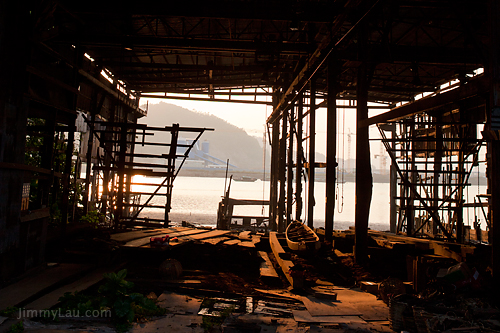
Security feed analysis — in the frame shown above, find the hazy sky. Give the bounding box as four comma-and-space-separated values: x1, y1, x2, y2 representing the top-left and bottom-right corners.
141, 97, 390, 170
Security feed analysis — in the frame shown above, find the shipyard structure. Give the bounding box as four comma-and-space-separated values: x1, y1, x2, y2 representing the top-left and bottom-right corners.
1, 0, 500, 292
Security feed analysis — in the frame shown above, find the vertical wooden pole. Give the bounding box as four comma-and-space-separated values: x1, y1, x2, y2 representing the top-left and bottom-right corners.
325, 58, 337, 243
60, 122, 75, 226
488, 0, 500, 291
296, 93, 304, 221
389, 124, 397, 233
115, 124, 127, 228
165, 123, 179, 227
407, 122, 416, 236
286, 104, 294, 225
278, 111, 287, 232
125, 119, 136, 220
433, 116, 443, 235
270, 119, 279, 231
269, 91, 280, 231
354, 38, 373, 263
83, 93, 97, 214
307, 77, 317, 229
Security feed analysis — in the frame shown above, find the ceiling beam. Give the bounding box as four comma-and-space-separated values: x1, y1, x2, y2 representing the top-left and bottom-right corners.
359, 74, 490, 126
64, 0, 344, 23
57, 34, 311, 54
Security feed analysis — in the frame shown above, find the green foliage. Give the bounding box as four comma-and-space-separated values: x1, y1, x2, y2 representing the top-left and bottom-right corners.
58, 291, 98, 314
7, 321, 23, 333
0, 306, 20, 318
57, 269, 165, 332
24, 118, 82, 225
80, 210, 102, 226
25, 118, 45, 168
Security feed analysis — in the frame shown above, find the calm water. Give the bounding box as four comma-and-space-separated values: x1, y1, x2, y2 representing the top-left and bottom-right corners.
132, 176, 487, 231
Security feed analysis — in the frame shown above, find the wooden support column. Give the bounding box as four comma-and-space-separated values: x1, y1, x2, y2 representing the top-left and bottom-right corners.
325, 58, 338, 243
407, 122, 416, 236
389, 124, 397, 233
124, 117, 136, 219
307, 77, 317, 229
270, 119, 279, 231
286, 104, 294, 225
433, 116, 443, 236
354, 59, 373, 264
295, 94, 304, 221
269, 91, 280, 231
278, 110, 288, 232
488, 0, 500, 291
39, 114, 56, 208
114, 125, 128, 228
456, 121, 466, 242
0, 0, 32, 280
83, 93, 97, 214
60, 122, 75, 226
165, 123, 179, 226
100, 104, 116, 220
61, 43, 82, 229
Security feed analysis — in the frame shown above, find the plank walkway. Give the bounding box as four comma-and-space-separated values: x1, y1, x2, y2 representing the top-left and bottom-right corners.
24, 264, 124, 313
0, 264, 93, 310
112, 227, 251, 250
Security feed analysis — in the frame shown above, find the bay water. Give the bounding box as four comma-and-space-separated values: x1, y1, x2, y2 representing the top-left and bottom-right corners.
132, 176, 487, 231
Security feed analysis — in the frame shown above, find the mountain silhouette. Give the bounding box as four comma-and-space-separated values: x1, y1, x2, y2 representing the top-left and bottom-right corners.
137, 102, 266, 171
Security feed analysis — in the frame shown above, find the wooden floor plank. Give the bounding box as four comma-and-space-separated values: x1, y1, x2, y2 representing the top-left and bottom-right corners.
200, 237, 231, 245
111, 228, 179, 242
300, 296, 362, 316
24, 265, 122, 313
179, 230, 232, 241
123, 229, 210, 247
258, 251, 279, 279
0, 264, 92, 310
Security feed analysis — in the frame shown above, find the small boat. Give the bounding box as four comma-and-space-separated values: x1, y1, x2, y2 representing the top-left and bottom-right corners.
233, 176, 258, 182
285, 221, 321, 252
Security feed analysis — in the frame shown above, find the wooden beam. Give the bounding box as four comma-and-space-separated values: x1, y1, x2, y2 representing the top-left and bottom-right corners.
354, 23, 373, 264
360, 74, 490, 127
325, 57, 337, 243
307, 78, 317, 229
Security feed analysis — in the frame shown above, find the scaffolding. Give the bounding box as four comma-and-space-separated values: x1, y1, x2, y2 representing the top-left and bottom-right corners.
84, 119, 212, 228
379, 109, 486, 241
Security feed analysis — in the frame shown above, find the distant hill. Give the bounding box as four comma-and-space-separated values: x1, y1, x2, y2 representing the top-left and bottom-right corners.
137, 102, 267, 171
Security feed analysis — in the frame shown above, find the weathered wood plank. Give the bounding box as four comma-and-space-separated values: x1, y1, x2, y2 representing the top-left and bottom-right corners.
300, 296, 362, 316
292, 310, 365, 323
258, 251, 279, 279
269, 232, 294, 286
25, 266, 123, 312
111, 227, 185, 242
181, 229, 232, 241
0, 264, 92, 310
200, 237, 231, 245
123, 228, 209, 247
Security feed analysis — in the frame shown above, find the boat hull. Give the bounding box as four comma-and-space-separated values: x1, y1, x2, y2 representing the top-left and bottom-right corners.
285, 221, 320, 252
